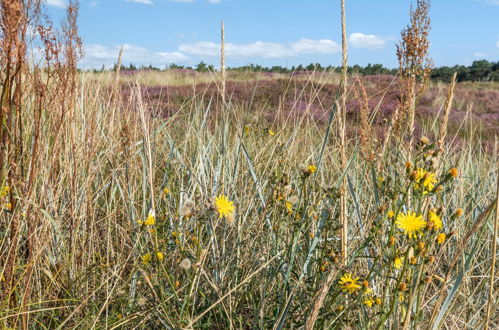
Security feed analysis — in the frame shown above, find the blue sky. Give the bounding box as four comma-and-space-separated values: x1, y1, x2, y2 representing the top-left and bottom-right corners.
45, 0, 499, 69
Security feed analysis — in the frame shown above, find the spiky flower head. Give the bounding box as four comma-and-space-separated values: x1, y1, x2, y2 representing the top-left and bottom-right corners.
396, 211, 426, 239
141, 253, 151, 265
394, 257, 404, 270
215, 195, 235, 218
436, 233, 446, 244
338, 273, 362, 294
428, 210, 442, 230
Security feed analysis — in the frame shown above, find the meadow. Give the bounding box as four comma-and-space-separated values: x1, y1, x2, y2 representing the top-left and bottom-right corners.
1, 0, 498, 329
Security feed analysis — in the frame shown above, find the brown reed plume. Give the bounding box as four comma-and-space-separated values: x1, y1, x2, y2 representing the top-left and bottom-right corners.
354, 77, 377, 163
395, 0, 432, 152
1, 1, 35, 316
0, 1, 82, 328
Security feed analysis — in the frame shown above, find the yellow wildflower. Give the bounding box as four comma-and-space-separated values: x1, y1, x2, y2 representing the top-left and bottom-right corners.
394, 257, 404, 270
387, 211, 395, 219
285, 201, 293, 214
0, 186, 9, 198
307, 164, 317, 174
428, 210, 442, 230
396, 211, 426, 239
436, 233, 446, 245
413, 168, 437, 191
338, 273, 362, 294
163, 187, 170, 195
141, 253, 152, 265
364, 298, 375, 307
215, 195, 235, 218
268, 129, 276, 136
448, 168, 458, 178
156, 252, 164, 261
143, 210, 156, 226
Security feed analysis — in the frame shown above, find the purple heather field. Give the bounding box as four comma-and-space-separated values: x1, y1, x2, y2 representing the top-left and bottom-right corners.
121, 72, 498, 152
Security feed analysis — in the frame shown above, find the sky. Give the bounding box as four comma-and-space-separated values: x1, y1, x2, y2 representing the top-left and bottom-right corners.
44, 0, 499, 69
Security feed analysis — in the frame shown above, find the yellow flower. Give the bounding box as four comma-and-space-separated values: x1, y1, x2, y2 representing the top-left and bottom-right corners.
364, 298, 375, 307
268, 129, 276, 136
141, 253, 152, 265
215, 195, 235, 218
454, 208, 463, 217
414, 168, 437, 191
436, 233, 446, 245
163, 187, 170, 195
338, 273, 362, 294
413, 168, 427, 182
156, 252, 164, 261
422, 172, 437, 190
143, 210, 156, 226
0, 186, 9, 198
394, 257, 404, 270
3, 202, 12, 211
396, 211, 426, 239
428, 210, 442, 230
387, 211, 395, 219
285, 201, 293, 214
307, 165, 317, 174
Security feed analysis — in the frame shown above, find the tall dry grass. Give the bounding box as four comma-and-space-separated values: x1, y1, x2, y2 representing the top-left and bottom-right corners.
0, 0, 497, 329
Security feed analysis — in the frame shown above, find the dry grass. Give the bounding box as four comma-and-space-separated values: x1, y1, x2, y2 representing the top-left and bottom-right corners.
0, 1, 498, 329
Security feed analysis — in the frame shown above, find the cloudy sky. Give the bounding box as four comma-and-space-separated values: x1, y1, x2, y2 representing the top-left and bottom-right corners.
45, 0, 499, 69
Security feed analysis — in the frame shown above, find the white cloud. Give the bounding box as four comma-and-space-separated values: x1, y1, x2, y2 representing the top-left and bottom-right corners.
476, 0, 499, 5
208, 0, 222, 3
179, 39, 340, 59
82, 44, 189, 68
473, 52, 488, 58
125, 0, 153, 4
290, 39, 341, 54
349, 33, 386, 50
46, 0, 66, 8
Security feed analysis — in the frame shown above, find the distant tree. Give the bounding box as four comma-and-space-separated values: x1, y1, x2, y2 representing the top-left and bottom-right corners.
469, 60, 492, 81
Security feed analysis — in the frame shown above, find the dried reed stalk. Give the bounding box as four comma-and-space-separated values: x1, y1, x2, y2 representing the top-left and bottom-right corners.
305, 268, 340, 329
437, 72, 457, 154
220, 20, 226, 106
339, 0, 348, 267
305, 2, 348, 328
115, 45, 124, 81
484, 156, 499, 330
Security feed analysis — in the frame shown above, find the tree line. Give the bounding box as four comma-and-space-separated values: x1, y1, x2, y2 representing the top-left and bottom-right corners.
108, 60, 499, 82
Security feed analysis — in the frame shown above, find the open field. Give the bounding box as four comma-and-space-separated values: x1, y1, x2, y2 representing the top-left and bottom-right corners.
1, 0, 498, 329
0, 68, 497, 328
